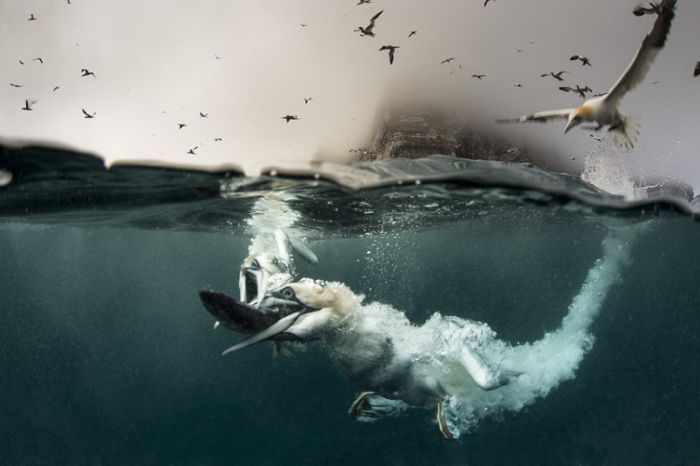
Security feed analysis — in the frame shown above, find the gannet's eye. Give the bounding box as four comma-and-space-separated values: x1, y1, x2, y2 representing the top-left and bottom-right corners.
281, 287, 296, 299
251, 259, 260, 268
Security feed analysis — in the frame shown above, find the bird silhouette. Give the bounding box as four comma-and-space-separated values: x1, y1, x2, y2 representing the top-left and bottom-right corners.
694, 61, 700, 77
32, 57, 43, 64
471, 74, 486, 79
82, 109, 96, 119
355, 10, 383, 37
304, 97, 312, 104
28, 14, 37, 21
178, 123, 187, 129
441, 57, 456, 64
81, 68, 96, 78
540, 71, 568, 81
570, 54, 592, 66
633, 2, 661, 16
379, 45, 399, 65
187, 146, 198, 155
9, 83, 23, 88
282, 115, 299, 123
21, 100, 35, 111
199, 112, 208, 118
408, 30, 417, 38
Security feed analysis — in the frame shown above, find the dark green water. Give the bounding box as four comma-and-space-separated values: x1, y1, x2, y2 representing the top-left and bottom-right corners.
1, 146, 699, 465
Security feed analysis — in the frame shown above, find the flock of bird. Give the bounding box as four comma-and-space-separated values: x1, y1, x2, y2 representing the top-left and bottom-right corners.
9, 0, 699, 155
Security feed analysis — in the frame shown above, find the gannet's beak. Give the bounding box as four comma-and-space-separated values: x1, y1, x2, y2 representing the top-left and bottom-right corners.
565, 116, 581, 134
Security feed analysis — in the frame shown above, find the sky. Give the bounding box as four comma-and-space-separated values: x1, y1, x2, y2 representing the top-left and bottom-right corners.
1, 0, 699, 189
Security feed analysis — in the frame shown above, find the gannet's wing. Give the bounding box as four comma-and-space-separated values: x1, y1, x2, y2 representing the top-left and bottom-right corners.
496, 108, 574, 124
605, 0, 676, 105
369, 10, 383, 23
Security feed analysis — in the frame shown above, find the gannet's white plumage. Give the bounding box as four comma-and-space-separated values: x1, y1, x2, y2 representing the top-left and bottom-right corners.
497, 0, 676, 148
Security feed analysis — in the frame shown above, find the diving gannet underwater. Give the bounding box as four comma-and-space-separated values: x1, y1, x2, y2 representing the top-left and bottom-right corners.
201, 224, 645, 439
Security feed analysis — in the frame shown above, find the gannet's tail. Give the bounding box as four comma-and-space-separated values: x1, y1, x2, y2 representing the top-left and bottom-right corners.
608, 116, 640, 150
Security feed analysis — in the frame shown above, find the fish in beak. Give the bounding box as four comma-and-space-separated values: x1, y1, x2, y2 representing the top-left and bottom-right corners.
199, 286, 319, 356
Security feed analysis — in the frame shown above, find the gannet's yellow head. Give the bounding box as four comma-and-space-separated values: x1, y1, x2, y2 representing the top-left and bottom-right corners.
565, 107, 590, 133
280, 279, 358, 320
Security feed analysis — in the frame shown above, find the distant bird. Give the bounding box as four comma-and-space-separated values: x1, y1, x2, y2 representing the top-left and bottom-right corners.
81, 68, 96, 78
514, 83, 523, 88
497, 0, 677, 149
516, 49, 524, 53
52, 86, 60, 92
354, 10, 383, 37
32, 57, 43, 64
484, 0, 494, 6
633, 2, 661, 16
214, 137, 223, 142
19, 59, 25, 65
215, 54, 223, 60
187, 146, 198, 155
471, 74, 486, 79
178, 123, 187, 129
21, 100, 34, 111
357, 0, 372, 4
558, 85, 593, 98
304, 97, 312, 104
282, 115, 299, 123
82, 108, 96, 119
590, 134, 603, 142
300, 24, 308, 27
66, 0, 71, 4
379, 45, 399, 65
540, 70, 568, 81
570, 54, 592, 66
9, 83, 23, 88
408, 30, 417, 38
199, 112, 208, 118
694, 61, 700, 77
28, 14, 37, 21
441, 57, 456, 64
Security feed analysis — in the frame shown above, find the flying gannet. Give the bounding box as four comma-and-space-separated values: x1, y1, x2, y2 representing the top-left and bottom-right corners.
540, 70, 568, 81
354, 10, 383, 37
81, 108, 96, 119
570, 54, 593, 66
694, 61, 700, 78
558, 85, 593, 99
379, 45, 399, 65
282, 115, 300, 123
497, 0, 676, 149
21, 100, 35, 111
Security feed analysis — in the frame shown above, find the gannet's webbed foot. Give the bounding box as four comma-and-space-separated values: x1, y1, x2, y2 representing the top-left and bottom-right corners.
436, 399, 454, 440
460, 346, 523, 391
272, 342, 295, 358
348, 391, 376, 420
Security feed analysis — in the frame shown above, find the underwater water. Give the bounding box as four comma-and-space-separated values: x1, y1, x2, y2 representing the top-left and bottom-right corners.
1, 145, 700, 465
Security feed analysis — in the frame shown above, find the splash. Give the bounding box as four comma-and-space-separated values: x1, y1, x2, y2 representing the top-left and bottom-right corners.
342, 224, 645, 438
581, 141, 636, 199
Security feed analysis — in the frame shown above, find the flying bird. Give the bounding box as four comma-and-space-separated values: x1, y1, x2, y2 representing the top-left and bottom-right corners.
408, 30, 417, 38
540, 70, 568, 81
513, 83, 523, 88
214, 137, 223, 142
441, 57, 456, 64
178, 123, 187, 129
354, 10, 383, 37
633, 2, 661, 16
558, 85, 593, 98
471, 74, 486, 79
357, 0, 372, 4
32, 57, 43, 64
215, 54, 223, 60
379, 45, 399, 65
570, 54, 592, 66
484, 0, 494, 6
304, 97, 312, 104
694, 61, 700, 77
82, 109, 96, 119
300, 24, 308, 27
81, 68, 96, 78
187, 146, 198, 155
497, 0, 677, 149
199, 112, 208, 118
21, 100, 35, 111
282, 115, 299, 123
52, 86, 60, 92
19, 59, 25, 65
9, 83, 23, 88
28, 14, 37, 21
